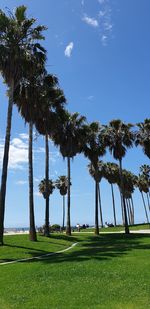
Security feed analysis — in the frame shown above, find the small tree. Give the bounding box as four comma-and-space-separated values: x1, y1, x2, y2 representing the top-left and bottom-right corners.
39, 179, 55, 235
56, 176, 68, 230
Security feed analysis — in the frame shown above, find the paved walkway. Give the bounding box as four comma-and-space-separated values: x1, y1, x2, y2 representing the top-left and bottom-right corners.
4, 229, 150, 236
0, 242, 78, 266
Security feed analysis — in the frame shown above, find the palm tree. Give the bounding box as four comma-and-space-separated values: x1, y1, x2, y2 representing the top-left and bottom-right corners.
56, 176, 68, 230
102, 119, 134, 234
88, 161, 105, 230
39, 178, 55, 235
140, 165, 150, 210
83, 122, 106, 235
0, 6, 47, 244
137, 174, 149, 223
120, 170, 136, 225
103, 162, 119, 226
53, 111, 87, 236
135, 119, 150, 159
35, 75, 66, 238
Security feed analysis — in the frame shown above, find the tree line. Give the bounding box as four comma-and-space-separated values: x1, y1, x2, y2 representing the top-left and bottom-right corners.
0, 6, 150, 245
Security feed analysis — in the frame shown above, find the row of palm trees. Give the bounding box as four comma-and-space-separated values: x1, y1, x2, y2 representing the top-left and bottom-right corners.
0, 6, 150, 245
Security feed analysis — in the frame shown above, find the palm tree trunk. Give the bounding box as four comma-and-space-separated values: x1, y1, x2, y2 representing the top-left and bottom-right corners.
141, 191, 149, 224
95, 181, 99, 235
119, 159, 129, 234
130, 196, 134, 225
146, 193, 150, 212
119, 187, 125, 225
126, 199, 130, 225
111, 183, 117, 226
0, 81, 14, 245
98, 183, 103, 228
62, 195, 65, 231
29, 122, 37, 241
44, 133, 49, 237
66, 157, 71, 235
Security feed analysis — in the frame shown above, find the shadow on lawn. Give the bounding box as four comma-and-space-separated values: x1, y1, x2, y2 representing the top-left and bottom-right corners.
0, 234, 79, 263
1, 233, 149, 264
36, 233, 150, 264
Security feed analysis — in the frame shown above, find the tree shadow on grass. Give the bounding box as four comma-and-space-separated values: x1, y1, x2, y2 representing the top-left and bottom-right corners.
34, 233, 150, 265
0, 234, 79, 263
1, 233, 150, 264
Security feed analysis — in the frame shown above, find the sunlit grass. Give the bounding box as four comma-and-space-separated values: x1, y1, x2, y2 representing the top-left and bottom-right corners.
0, 233, 150, 309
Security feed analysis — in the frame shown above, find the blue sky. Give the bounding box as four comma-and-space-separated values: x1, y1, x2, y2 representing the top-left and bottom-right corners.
0, 0, 150, 228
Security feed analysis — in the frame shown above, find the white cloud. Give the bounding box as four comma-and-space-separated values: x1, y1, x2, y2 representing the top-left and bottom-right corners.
16, 180, 27, 185
19, 133, 29, 140
87, 95, 94, 101
101, 35, 107, 45
98, 0, 105, 4
81, 0, 84, 6
82, 15, 99, 27
34, 177, 40, 183
34, 191, 42, 197
0, 137, 28, 170
64, 42, 74, 57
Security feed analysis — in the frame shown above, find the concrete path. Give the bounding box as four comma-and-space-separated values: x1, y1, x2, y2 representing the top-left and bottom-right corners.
0, 242, 78, 266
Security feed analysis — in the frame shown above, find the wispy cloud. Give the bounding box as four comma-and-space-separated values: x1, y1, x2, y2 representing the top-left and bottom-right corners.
82, 15, 99, 27
87, 95, 94, 101
98, 0, 105, 4
19, 133, 29, 140
34, 191, 42, 197
16, 180, 27, 185
64, 42, 74, 57
82, 0, 113, 46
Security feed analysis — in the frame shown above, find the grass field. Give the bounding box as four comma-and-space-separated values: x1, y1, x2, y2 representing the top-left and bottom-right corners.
0, 232, 150, 309
80, 223, 150, 233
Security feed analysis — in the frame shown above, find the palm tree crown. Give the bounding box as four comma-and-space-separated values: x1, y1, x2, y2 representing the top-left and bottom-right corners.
135, 119, 150, 159
39, 179, 55, 199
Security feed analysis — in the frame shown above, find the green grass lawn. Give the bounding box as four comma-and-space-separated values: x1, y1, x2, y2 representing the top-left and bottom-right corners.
0, 233, 150, 309
80, 223, 150, 233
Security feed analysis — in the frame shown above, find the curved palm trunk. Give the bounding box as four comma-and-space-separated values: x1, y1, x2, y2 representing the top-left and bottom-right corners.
140, 191, 149, 224
95, 181, 99, 235
62, 195, 65, 231
66, 157, 71, 235
0, 81, 14, 245
111, 183, 117, 226
126, 199, 132, 225
119, 159, 129, 234
29, 122, 37, 241
44, 133, 49, 237
98, 184, 103, 228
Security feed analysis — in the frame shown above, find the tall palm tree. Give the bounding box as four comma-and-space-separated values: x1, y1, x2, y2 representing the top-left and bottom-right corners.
53, 111, 87, 236
83, 122, 106, 235
140, 165, 150, 210
120, 170, 136, 225
137, 174, 149, 223
14, 48, 48, 242
88, 160, 105, 230
56, 176, 68, 230
103, 162, 119, 226
135, 119, 150, 159
35, 75, 66, 238
39, 178, 55, 235
0, 6, 47, 244
102, 119, 134, 234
